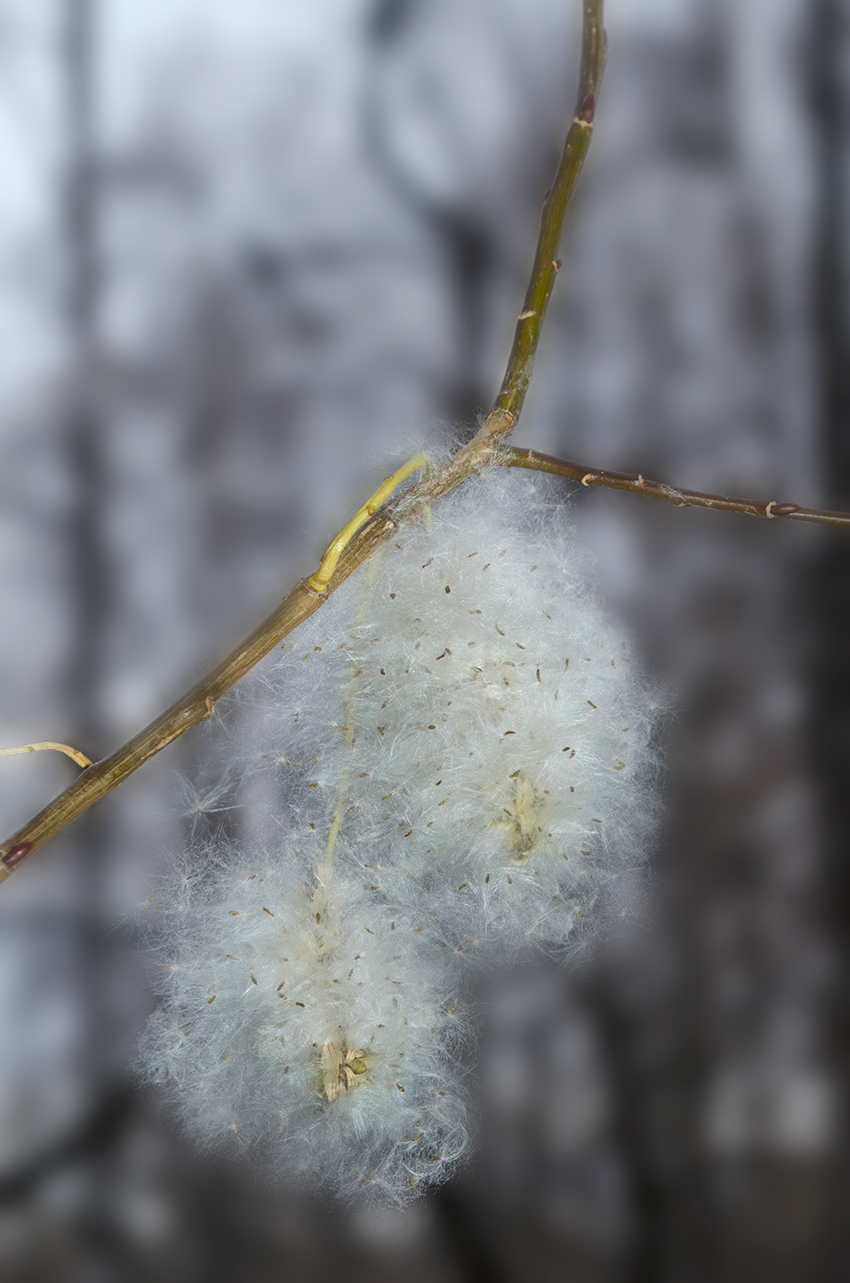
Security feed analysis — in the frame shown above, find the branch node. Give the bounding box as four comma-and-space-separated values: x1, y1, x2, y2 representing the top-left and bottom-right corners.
478, 409, 516, 440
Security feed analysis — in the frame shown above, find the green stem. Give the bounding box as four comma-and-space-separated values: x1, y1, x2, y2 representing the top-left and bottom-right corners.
485, 0, 606, 436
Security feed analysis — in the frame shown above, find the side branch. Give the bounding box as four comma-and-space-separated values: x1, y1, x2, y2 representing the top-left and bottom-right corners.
499, 445, 850, 530
307, 453, 427, 592
482, 0, 606, 439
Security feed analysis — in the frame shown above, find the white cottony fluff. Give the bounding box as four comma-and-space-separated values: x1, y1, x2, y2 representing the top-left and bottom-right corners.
141, 467, 659, 1200
339, 472, 658, 953
140, 838, 470, 1202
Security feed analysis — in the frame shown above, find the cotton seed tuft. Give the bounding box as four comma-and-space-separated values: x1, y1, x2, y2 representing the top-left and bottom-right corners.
139, 468, 660, 1201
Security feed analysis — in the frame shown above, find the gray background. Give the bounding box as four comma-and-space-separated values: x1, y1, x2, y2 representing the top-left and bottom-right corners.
0, 0, 847, 1278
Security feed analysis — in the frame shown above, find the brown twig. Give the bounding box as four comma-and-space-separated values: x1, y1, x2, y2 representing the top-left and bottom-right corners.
498, 445, 850, 530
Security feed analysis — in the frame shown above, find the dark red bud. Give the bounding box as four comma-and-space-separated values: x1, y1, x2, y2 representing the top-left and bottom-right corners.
578, 91, 596, 124
770, 503, 800, 516
4, 843, 32, 869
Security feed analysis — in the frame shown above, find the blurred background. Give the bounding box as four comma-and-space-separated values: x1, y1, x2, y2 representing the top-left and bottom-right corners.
0, 0, 848, 1278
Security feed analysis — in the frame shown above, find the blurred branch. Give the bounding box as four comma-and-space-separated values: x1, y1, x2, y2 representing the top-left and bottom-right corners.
0, 0, 605, 880
498, 445, 850, 529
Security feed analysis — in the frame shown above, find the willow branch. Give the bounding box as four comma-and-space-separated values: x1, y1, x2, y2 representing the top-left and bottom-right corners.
481, 0, 605, 439
0, 431, 511, 880
0, 3, 606, 883
498, 445, 850, 530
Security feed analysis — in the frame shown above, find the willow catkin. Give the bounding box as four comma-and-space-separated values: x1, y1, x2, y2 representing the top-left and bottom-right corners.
140, 839, 469, 1202
139, 468, 660, 1202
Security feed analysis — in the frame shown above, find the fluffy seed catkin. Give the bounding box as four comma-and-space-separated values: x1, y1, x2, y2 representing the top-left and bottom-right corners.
140, 467, 660, 1199
347, 474, 658, 952
140, 837, 469, 1203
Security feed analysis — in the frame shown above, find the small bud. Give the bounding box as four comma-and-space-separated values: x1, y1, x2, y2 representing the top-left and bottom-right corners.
578, 91, 596, 124
4, 843, 32, 869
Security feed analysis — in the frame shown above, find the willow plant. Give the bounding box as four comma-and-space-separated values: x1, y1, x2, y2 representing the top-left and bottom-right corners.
1, 0, 846, 1203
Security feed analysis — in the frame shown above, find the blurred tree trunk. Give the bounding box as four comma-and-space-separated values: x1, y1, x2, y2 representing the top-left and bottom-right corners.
59, 0, 128, 1195
64, 0, 105, 759
810, 0, 850, 1277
